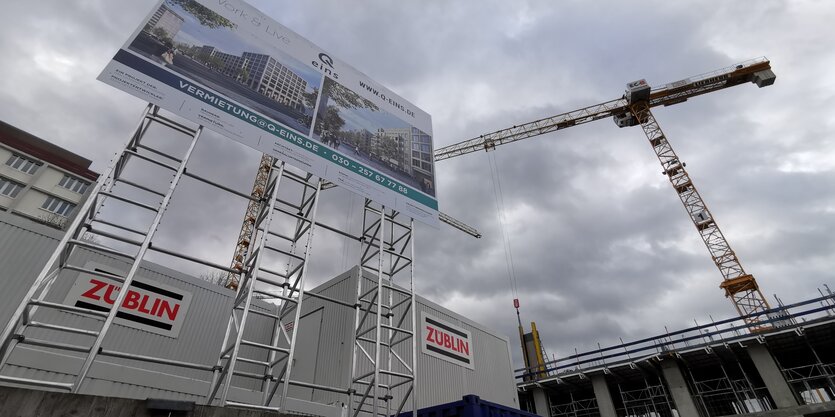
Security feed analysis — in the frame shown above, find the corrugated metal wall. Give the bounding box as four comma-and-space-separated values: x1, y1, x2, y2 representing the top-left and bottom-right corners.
0, 213, 518, 413
0, 213, 340, 417
292, 267, 519, 410
0, 214, 63, 324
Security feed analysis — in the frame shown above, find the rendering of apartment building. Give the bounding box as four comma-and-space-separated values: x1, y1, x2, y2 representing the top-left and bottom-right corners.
199, 45, 216, 56
211, 49, 250, 80
375, 127, 412, 174
410, 127, 434, 186
242, 52, 308, 111
197, 46, 309, 112
0, 121, 98, 229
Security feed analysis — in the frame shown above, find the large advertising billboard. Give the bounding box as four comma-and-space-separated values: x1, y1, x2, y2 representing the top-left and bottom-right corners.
98, 0, 438, 226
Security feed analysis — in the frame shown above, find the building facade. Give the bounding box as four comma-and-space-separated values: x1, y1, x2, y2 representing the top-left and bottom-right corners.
0, 121, 98, 229
211, 49, 250, 81
242, 52, 308, 111
375, 127, 412, 175
198, 47, 309, 112
410, 127, 434, 190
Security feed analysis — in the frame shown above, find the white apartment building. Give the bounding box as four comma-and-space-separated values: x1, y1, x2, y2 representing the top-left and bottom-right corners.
410, 127, 434, 182
242, 52, 308, 111
200, 48, 308, 112
0, 121, 98, 229
375, 127, 412, 175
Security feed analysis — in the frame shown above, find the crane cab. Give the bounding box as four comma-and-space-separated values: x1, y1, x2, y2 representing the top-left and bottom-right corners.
625, 79, 651, 104
614, 79, 652, 128
613, 112, 638, 128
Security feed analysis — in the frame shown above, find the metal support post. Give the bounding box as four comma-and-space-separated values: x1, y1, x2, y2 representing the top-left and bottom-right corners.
0, 105, 215, 393
350, 200, 416, 417
205, 165, 324, 411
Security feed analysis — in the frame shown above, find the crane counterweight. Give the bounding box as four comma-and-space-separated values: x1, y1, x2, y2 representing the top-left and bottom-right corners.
754, 69, 777, 88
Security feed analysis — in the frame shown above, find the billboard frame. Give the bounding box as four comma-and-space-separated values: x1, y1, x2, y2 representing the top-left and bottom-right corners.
97, 0, 439, 227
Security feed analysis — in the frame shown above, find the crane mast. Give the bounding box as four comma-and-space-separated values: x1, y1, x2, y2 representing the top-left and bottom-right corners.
433, 57, 777, 328
628, 99, 769, 328
225, 154, 273, 290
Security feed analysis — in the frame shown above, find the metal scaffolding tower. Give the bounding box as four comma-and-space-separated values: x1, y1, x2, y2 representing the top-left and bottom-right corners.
0, 104, 420, 416
550, 393, 600, 417
205, 161, 324, 411
0, 104, 213, 392
609, 368, 676, 417
350, 199, 417, 417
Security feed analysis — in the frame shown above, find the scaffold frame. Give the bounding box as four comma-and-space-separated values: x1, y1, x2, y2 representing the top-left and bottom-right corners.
205, 161, 326, 411
349, 199, 417, 417
0, 103, 420, 416
0, 104, 212, 393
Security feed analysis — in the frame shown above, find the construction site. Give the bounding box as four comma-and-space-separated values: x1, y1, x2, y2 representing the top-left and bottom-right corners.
0, 1, 833, 417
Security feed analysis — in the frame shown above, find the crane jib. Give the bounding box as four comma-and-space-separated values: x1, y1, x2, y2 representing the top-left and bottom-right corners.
434, 59, 773, 161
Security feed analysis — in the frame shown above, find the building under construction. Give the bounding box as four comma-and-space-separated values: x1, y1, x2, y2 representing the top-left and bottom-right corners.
516, 296, 835, 417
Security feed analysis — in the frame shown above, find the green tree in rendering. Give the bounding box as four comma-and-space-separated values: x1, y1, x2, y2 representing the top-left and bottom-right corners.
152, 27, 169, 40
302, 87, 320, 109
326, 81, 378, 111
237, 67, 250, 83
314, 78, 379, 137
168, 0, 236, 29
320, 106, 346, 136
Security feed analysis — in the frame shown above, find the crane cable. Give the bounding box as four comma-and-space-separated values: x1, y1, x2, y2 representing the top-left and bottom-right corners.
486, 151, 521, 310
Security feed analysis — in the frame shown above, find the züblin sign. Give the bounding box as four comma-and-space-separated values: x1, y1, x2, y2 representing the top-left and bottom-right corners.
421, 312, 474, 370
63, 262, 193, 338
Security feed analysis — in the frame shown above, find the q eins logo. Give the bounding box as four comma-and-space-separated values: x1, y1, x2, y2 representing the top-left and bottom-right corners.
312, 52, 338, 79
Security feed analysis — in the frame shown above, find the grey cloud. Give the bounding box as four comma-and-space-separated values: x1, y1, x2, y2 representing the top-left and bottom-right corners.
0, 0, 832, 371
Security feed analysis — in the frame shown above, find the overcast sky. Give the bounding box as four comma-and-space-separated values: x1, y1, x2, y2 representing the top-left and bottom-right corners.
1, 0, 834, 371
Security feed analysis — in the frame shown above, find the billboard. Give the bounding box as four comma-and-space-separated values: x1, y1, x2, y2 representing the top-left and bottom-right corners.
98, 0, 438, 226
63, 262, 193, 338
421, 312, 474, 370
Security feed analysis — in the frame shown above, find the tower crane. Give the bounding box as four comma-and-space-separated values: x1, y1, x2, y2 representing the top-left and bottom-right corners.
433, 57, 777, 329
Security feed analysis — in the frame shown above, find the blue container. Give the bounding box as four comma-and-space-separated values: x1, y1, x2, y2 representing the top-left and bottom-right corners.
398, 395, 538, 417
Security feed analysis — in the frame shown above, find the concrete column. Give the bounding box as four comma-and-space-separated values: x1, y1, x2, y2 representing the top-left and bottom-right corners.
532, 387, 550, 417
659, 359, 701, 417
591, 375, 618, 417
747, 343, 799, 408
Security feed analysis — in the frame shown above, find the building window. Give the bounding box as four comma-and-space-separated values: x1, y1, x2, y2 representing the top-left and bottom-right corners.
5, 154, 42, 175
41, 196, 76, 217
0, 177, 24, 198
58, 174, 90, 194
